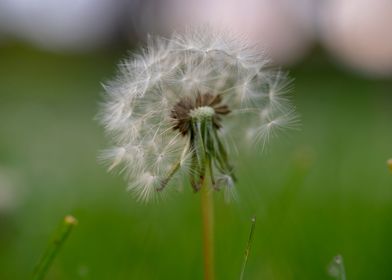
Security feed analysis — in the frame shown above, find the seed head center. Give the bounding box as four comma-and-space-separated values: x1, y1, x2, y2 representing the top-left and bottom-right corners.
170, 93, 230, 136
189, 106, 215, 120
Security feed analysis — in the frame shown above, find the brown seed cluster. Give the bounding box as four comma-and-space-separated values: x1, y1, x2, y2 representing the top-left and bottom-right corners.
170, 93, 230, 136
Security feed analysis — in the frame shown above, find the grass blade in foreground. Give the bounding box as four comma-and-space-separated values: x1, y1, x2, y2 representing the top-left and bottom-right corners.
240, 216, 256, 280
33, 215, 78, 280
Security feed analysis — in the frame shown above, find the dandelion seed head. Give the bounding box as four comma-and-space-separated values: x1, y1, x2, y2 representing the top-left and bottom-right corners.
99, 26, 297, 201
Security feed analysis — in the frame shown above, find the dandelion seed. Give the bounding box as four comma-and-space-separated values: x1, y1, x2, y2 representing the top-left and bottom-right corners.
99, 26, 297, 201
99, 147, 126, 172
215, 174, 237, 202
328, 255, 347, 280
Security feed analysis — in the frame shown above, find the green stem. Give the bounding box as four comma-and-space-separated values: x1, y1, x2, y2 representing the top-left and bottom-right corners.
240, 216, 256, 280
200, 169, 215, 280
33, 215, 78, 280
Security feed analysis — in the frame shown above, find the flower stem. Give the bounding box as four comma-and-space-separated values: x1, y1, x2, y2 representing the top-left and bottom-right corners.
200, 170, 215, 280
33, 215, 78, 280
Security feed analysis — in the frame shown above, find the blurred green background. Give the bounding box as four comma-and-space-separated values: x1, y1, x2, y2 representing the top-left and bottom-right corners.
0, 43, 392, 280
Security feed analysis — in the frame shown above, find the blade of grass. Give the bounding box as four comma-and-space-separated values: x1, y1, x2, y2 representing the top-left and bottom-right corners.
32, 215, 78, 280
240, 216, 256, 280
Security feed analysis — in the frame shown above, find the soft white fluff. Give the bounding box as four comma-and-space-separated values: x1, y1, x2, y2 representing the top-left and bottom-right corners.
99, 26, 298, 201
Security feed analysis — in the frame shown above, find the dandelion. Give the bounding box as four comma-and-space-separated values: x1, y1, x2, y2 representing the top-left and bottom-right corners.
99, 27, 297, 200
99, 26, 298, 280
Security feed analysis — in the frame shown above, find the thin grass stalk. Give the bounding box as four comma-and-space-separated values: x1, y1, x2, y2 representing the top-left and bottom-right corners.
240, 216, 256, 280
33, 215, 77, 280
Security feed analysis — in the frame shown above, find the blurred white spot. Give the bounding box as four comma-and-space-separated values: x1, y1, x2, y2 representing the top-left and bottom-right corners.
0, 0, 122, 52
320, 0, 392, 77
0, 166, 25, 213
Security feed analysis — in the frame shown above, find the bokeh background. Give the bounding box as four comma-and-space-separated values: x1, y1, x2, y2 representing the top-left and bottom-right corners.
1, 0, 392, 279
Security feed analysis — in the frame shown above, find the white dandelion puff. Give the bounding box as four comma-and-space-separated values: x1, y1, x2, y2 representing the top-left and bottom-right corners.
99, 26, 298, 201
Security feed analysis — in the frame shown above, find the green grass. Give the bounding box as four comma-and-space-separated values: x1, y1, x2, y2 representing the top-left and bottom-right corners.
0, 45, 391, 279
